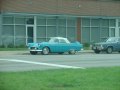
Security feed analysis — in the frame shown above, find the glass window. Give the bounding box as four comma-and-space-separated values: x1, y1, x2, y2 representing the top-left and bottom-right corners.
15, 38, 26, 45
118, 22, 120, 27
101, 19, 109, 27
15, 17, 26, 24
3, 16, 14, 24
100, 38, 107, 42
47, 19, 56, 25
59, 39, 66, 43
109, 19, 115, 27
2, 25, 14, 36
58, 27, 66, 37
82, 27, 90, 43
67, 27, 76, 42
15, 25, 26, 37
54, 39, 59, 43
47, 26, 56, 37
82, 18, 90, 26
91, 27, 100, 43
101, 28, 109, 37
47, 17, 56, 19
37, 26, 46, 37
37, 16, 46, 19
2, 25, 14, 45
58, 19, 66, 26
26, 18, 34, 24
37, 38, 46, 42
2, 36, 14, 45
91, 19, 100, 27
37, 19, 46, 25
67, 19, 76, 26
110, 28, 115, 37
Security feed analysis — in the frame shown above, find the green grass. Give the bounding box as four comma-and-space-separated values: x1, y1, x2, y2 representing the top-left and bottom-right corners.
0, 48, 27, 51
0, 67, 120, 90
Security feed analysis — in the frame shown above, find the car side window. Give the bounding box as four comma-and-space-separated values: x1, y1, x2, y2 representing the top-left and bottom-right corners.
118, 38, 120, 42
54, 39, 59, 43
59, 39, 67, 43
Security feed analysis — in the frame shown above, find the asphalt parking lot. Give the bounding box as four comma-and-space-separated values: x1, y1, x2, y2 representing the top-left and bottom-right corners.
0, 50, 120, 72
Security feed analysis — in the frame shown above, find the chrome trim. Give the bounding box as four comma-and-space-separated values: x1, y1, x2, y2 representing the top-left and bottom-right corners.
30, 50, 42, 52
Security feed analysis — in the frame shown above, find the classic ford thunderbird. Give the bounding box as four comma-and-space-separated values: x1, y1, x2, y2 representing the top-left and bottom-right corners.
28, 37, 83, 55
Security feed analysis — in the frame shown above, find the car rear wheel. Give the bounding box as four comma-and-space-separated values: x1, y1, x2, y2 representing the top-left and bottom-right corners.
30, 51, 37, 55
42, 47, 50, 55
94, 50, 100, 54
69, 49, 76, 54
106, 47, 113, 54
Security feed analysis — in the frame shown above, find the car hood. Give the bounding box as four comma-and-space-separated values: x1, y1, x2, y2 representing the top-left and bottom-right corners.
94, 41, 114, 45
95, 42, 107, 45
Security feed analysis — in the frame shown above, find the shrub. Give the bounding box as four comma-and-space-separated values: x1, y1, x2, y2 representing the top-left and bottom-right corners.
7, 44, 14, 48
83, 43, 90, 47
0, 45, 5, 48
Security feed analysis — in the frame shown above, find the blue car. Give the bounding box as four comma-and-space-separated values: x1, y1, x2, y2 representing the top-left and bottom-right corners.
27, 37, 83, 55
92, 37, 120, 54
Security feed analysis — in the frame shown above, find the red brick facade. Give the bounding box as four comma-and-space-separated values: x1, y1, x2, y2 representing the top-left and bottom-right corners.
77, 18, 81, 42
1, 0, 120, 16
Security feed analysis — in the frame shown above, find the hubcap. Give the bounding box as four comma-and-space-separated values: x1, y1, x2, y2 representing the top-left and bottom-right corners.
107, 48, 112, 53
43, 48, 49, 54
69, 49, 76, 54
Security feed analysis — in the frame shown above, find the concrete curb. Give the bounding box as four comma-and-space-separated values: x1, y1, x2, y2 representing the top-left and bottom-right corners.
80, 50, 93, 53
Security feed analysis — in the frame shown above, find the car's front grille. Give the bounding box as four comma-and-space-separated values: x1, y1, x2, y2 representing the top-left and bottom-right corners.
30, 47, 36, 50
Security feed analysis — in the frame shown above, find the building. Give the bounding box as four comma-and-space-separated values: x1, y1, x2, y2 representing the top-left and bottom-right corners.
0, 0, 120, 46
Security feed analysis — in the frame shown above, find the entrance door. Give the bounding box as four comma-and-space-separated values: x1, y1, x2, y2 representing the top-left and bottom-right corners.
26, 26, 34, 44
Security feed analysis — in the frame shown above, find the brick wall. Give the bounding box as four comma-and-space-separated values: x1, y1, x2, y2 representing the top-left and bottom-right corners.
0, 0, 2, 12
1, 0, 120, 16
77, 18, 81, 42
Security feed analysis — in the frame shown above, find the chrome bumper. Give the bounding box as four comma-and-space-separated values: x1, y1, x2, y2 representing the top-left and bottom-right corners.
92, 46, 104, 50
30, 49, 42, 52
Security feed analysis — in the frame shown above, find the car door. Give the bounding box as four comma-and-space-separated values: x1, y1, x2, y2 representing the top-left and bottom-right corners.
117, 38, 120, 51
59, 39, 70, 52
50, 38, 61, 52
113, 38, 120, 51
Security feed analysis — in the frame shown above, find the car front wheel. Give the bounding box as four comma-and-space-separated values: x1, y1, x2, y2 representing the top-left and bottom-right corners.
69, 49, 76, 54
106, 47, 113, 54
42, 47, 50, 55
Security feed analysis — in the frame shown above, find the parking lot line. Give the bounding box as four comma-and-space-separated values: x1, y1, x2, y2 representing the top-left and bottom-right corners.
0, 59, 86, 69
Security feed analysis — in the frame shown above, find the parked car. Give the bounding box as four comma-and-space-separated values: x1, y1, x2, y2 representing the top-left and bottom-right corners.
92, 37, 120, 54
27, 37, 83, 55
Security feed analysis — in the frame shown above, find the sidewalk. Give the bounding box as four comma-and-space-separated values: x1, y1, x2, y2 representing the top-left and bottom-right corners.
79, 50, 93, 53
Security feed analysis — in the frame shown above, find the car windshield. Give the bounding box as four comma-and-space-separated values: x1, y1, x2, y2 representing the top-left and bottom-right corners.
105, 38, 118, 42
